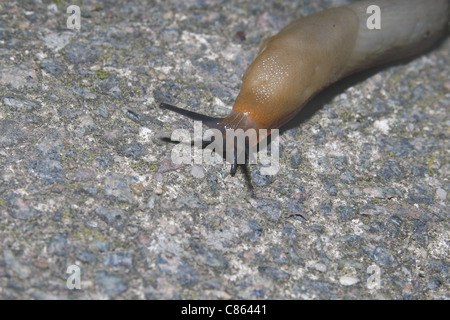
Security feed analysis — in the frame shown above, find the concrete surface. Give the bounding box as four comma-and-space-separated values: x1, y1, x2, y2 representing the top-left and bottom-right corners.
0, 0, 448, 299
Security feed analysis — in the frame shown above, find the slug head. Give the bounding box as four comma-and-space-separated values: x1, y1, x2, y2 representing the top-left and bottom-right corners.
160, 102, 268, 175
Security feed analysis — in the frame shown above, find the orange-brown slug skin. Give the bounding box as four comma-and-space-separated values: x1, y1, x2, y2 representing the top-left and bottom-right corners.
231, 0, 449, 130
232, 6, 360, 129
160, 0, 449, 173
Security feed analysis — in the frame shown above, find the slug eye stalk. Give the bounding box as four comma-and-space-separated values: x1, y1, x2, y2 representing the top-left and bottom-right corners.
159, 103, 225, 129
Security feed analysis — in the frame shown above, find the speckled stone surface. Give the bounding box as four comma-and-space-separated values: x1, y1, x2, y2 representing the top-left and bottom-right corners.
0, 0, 448, 299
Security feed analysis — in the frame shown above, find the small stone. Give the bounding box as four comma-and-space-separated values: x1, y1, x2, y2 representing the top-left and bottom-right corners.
77, 250, 97, 264
427, 276, 442, 290
252, 168, 275, 186
33, 259, 49, 269
157, 157, 183, 173
285, 199, 308, 220
47, 233, 68, 256
246, 219, 263, 241
72, 86, 97, 100
47, 3, 58, 13
78, 114, 96, 132
371, 102, 391, 117
159, 28, 180, 43
412, 219, 429, 248
314, 129, 327, 144
378, 160, 403, 181
319, 202, 332, 215
43, 32, 73, 51
103, 252, 134, 269
28, 159, 65, 184
79, 186, 99, 196
6, 193, 41, 220
207, 169, 219, 193
94, 241, 113, 252
313, 263, 327, 273
103, 129, 122, 142
156, 254, 199, 287
95, 271, 128, 297
270, 244, 289, 265
0, 64, 37, 89
258, 266, 290, 282
292, 186, 307, 202
191, 165, 205, 178
103, 172, 134, 203
436, 188, 447, 201
146, 194, 157, 210
340, 170, 355, 184
64, 43, 100, 64
363, 187, 384, 198
389, 216, 403, 227
309, 224, 324, 234
3, 96, 40, 112
333, 156, 348, 170
190, 242, 228, 269
176, 261, 200, 287
255, 199, 282, 222
97, 106, 110, 118
123, 142, 145, 160
411, 165, 427, 177
3, 249, 31, 279
8, 279, 25, 291
94, 155, 114, 169
175, 194, 207, 210
369, 221, 385, 233
233, 30, 246, 42
40, 59, 64, 76
408, 185, 434, 204
372, 246, 398, 269
321, 175, 338, 196
99, 77, 122, 98
73, 168, 96, 181
0, 120, 24, 147
290, 152, 302, 169
95, 207, 127, 231
339, 275, 360, 286
338, 206, 357, 221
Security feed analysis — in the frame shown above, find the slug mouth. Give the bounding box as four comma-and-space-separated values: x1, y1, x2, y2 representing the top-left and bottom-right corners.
159, 102, 269, 175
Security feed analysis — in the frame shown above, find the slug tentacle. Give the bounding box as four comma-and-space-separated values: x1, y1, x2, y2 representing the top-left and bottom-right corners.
159, 102, 225, 129
159, 102, 243, 174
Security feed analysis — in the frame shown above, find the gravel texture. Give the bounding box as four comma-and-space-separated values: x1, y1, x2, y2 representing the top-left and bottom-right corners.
0, 0, 448, 299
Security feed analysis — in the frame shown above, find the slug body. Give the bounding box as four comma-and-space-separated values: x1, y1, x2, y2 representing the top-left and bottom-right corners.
161, 0, 449, 173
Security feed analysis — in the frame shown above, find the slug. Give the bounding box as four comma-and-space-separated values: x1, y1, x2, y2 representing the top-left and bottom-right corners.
160, 0, 449, 174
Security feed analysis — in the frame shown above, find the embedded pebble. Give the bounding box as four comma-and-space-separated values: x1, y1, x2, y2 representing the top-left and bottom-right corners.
43, 32, 73, 51
0, 0, 447, 301
6, 193, 41, 220
191, 165, 205, 178
47, 233, 68, 256
64, 43, 100, 64
0, 64, 38, 89
435, 188, 446, 201
3, 97, 40, 112
339, 275, 360, 286
95, 271, 128, 297
40, 59, 64, 76
95, 207, 127, 231
3, 249, 31, 279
